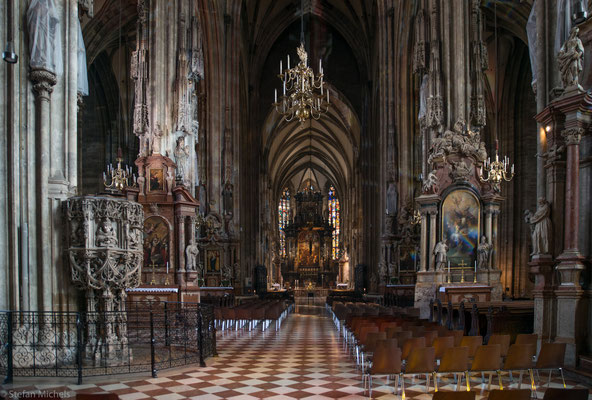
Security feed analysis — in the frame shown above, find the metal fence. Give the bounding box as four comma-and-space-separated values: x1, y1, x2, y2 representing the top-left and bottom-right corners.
0, 302, 216, 384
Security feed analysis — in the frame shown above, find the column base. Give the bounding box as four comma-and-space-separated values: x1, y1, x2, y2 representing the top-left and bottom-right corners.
529, 255, 556, 343
556, 250, 585, 287
414, 271, 446, 319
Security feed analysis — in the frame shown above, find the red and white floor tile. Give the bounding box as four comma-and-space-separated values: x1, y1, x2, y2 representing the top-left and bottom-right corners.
1, 303, 590, 399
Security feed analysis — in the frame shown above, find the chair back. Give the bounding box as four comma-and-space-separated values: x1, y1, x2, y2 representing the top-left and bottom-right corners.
405, 346, 436, 374
422, 330, 438, 346
438, 346, 469, 373
409, 325, 426, 337
503, 344, 536, 370
433, 336, 454, 359
364, 331, 387, 353
470, 344, 502, 372
536, 342, 566, 369
385, 325, 402, 338
488, 334, 511, 357
371, 340, 402, 375
460, 335, 483, 357
542, 388, 588, 400
402, 336, 426, 360
359, 325, 379, 344
395, 330, 413, 347
379, 321, 398, 332
488, 389, 531, 400
443, 329, 464, 346
515, 333, 537, 346
432, 391, 475, 400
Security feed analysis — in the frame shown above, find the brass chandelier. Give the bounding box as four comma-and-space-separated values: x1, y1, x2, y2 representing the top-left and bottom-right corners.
478, 1, 514, 191
273, 0, 330, 123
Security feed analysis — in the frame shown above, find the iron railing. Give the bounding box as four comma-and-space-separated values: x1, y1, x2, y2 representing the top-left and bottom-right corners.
0, 302, 216, 384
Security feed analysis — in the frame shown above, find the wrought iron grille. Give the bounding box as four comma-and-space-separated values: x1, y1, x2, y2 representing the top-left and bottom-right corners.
0, 302, 216, 384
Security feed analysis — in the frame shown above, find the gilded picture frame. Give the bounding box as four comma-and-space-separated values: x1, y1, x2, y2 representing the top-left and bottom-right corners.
441, 188, 481, 266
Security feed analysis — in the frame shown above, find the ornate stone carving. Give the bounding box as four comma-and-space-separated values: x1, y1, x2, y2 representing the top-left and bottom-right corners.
450, 160, 473, 183
558, 27, 584, 90
428, 119, 487, 165
422, 170, 439, 194
204, 213, 224, 238
96, 218, 117, 247
78, 0, 93, 17
427, 95, 444, 128
174, 135, 190, 182
30, 69, 57, 99
562, 128, 584, 146
524, 197, 552, 256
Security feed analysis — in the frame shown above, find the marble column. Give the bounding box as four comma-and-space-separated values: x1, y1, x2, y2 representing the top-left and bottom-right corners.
419, 211, 428, 272
31, 68, 57, 312
428, 210, 437, 271
176, 213, 186, 285
555, 127, 586, 367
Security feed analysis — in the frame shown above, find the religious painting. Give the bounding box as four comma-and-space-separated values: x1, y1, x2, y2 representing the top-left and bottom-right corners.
441, 189, 480, 265
206, 249, 220, 273
296, 230, 320, 266
399, 245, 417, 272
149, 168, 164, 192
143, 216, 170, 268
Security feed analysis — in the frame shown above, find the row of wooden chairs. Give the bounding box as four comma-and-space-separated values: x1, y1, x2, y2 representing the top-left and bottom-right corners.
364, 339, 567, 398
213, 299, 293, 331
432, 388, 588, 400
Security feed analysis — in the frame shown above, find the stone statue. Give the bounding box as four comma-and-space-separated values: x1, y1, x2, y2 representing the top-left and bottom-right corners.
386, 182, 398, 216
422, 170, 439, 193
558, 27, 584, 89
166, 169, 174, 195
477, 235, 492, 270
433, 240, 448, 271
27, 0, 63, 75
185, 240, 199, 271
96, 218, 117, 247
222, 264, 232, 282
174, 136, 190, 180
524, 197, 552, 256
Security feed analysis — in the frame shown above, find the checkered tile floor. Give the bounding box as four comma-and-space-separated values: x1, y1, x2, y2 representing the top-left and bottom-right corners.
1, 303, 590, 399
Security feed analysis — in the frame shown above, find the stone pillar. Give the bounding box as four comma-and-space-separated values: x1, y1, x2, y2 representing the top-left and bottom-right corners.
555, 128, 585, 366
530, 255, 556, 347
31, 68, 57, 312
428, 209, 437, 271
419, 211, 428, 272
176, 213, 186, 285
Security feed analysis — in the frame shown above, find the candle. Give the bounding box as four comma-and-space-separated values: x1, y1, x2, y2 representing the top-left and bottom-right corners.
166, 262, 169, 274
280, 60, 282, 74
274, 89, 277, 103
448, 260, 450, 275
319, 58, 322, 73
287, 55, 290, 69
327, 88, 329, 103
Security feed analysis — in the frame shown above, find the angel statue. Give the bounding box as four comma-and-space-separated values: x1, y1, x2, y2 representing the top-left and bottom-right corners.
558, 27, 584, 90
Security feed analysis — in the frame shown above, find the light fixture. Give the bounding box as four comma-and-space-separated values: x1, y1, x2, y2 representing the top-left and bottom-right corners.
273, 0, 330, 123
572, 0, 588, 24
478, 1, 514, 192
103, 148, 136, 192
2, 2, 18, 63
2, 41, 18, 64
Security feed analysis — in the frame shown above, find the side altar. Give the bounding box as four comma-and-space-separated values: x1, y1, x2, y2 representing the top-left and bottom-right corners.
414, 119, 506, 318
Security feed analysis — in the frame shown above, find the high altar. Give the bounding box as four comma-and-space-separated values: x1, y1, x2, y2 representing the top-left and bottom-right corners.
414, 120, 504, 318
281, 190, 338, 287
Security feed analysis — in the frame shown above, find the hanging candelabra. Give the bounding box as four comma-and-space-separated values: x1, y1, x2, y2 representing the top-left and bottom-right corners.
103, 148, 136, 193
479, 140, 514, 192
273, 42, 330, 123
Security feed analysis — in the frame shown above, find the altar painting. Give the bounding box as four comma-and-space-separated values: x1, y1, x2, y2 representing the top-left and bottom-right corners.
441, 189, 480, 265
143, 216, 170, 267
296, 230, 320, 266
399, 245, 418, 272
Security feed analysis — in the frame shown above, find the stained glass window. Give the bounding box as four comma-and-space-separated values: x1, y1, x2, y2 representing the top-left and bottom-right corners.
328, 186, 340, 259
278, 188, 290, 257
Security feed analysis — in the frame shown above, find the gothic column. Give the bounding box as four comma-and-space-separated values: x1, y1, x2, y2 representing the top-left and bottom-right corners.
31, 69, 57, 312
555, 127, 585, 366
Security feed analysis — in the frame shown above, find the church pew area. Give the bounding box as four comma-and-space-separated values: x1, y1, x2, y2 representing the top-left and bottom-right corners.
206, 298, 294, 332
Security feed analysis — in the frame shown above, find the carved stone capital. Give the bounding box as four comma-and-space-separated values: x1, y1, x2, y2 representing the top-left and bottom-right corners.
562, 128, 584, 146
30, 68, 57, 99
78, 0, 94, 18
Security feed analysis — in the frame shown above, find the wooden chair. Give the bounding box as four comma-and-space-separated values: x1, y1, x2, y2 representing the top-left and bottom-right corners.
542, 388, 588, 400
488, 334, 511, 357
401, 336, 426, 361
394, 330, 413, 347
422, 330, 438, 346
468, 344, 502, 391
444, 329, 465, 346
515, 333, 537, 346
487, 389, 531, 400
432, 391, 476, 400
500, 344, 536, 390
401, 347, 436, 397
433, 336, 454, 362
364, 339, 402, 398
533, 342, 566, 389
433, 346, 469, 392
460, 335, 483, 358
409, 325, 426, 337
361, 331, 386, 371
385, 325, 402, 338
